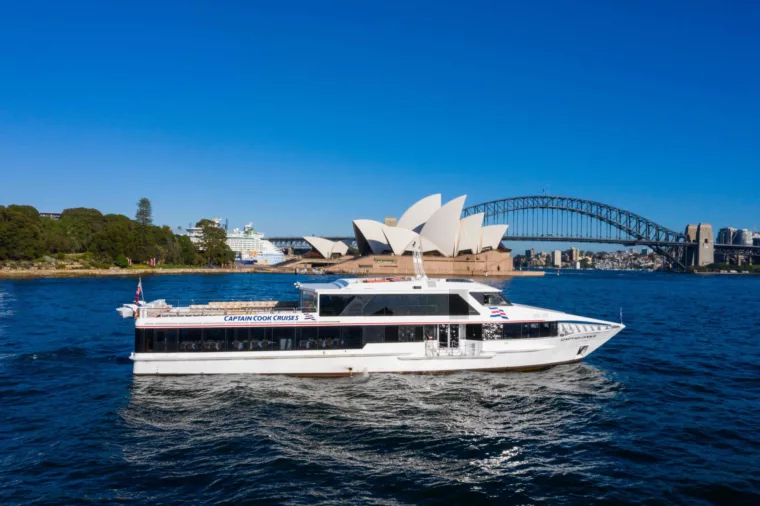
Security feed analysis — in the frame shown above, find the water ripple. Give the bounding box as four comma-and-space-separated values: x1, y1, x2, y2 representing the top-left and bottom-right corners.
0, 273, 758, 504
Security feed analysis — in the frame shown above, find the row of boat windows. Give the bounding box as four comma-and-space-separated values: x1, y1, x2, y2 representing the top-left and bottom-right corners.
318, 294, 480, 317
134, 322, 559, 353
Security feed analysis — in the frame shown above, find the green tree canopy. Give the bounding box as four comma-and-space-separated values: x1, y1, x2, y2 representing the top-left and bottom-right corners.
136, 198, 153, 226
196, 219, 235, 266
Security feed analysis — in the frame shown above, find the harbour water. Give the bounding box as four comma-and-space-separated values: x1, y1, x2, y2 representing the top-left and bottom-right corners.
1, 272, 758, 504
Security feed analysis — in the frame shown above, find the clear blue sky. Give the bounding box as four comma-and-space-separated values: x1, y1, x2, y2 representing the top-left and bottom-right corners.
1, 1, 758, 243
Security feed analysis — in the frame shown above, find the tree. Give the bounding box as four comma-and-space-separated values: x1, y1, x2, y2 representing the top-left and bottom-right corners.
0, 205, 45, 260
115, 254, 129, 268
196, 219, 235, 266
178, 235, 200, 265
135, 198, 153, 226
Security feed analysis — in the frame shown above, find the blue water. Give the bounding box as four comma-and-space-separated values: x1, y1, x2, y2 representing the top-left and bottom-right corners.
1, 272, 758, 505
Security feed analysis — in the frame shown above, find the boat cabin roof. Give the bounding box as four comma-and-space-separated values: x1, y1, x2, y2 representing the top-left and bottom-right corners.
297, 277, 501, 295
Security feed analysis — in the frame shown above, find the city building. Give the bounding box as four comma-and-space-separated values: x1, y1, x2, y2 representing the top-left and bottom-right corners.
717, 227, 737, 245
734, 229, 752, 246
552, 250, 562, 267
40, 212, 61, 220
641, 247, 651, 255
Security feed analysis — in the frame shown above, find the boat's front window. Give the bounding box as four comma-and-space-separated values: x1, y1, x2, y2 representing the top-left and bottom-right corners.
300, 290, 317, 312
470, 292, 511, 306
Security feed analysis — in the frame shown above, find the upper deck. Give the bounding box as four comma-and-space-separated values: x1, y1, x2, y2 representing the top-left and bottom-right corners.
296, 277, 502, 295
125, 277, 507, 320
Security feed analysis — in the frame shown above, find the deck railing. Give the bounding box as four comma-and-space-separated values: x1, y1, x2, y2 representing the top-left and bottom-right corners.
424, 340, 482, 358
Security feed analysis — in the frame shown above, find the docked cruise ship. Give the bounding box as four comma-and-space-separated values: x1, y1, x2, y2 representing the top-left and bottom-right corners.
187, 219, 284, 265
118, 255, 624, 375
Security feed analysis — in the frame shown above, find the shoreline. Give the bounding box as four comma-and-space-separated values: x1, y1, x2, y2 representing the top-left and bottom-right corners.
0, 267, 545, 280
0, 268, 258, 279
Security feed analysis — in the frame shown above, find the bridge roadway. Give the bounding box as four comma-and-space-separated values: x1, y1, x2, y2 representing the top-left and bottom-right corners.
269, 235, 759, 254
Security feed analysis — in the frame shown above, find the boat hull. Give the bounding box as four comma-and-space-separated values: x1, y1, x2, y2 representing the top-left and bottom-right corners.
131, 326, 621, 375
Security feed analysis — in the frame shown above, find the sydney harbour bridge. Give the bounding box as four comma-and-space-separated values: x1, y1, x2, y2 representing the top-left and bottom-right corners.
269, 195, 759, 272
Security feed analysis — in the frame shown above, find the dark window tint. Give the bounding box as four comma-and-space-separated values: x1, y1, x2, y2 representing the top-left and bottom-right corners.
341, 326, 362, 349
363, 326, 385, 345
502, 323, 521, 339
273, 327, 294, 350
319, 326, 342, 349
398, 326, 422, 342
228, 328, 249, 351
250, 327, 271, 351
135, 328, 145, 352
522, 323, 540, 339
179, 328, 203, 351
471, 292, 511, 306
466, 324, 483, 340
385, 326, 399, 342
204, 328, 225, 352
165, 329, 178, 352
143, 329, 155, 352
153, 329, 167, 353
319, 293, 477, 317
449, 294, 479, 315
298, 326, 319, 350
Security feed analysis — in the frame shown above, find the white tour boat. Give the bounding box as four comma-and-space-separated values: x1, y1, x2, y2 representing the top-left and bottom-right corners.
117, 250, 624, 376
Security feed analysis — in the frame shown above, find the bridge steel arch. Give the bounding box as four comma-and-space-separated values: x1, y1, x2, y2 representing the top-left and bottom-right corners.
462, 196, 689, 270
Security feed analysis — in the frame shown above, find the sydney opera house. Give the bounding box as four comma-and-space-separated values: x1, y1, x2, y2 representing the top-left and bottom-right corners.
304, 194, 514, 276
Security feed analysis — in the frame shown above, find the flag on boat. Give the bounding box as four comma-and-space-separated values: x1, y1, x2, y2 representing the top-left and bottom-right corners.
135, 277, 143, 305
489, 307, 509, 320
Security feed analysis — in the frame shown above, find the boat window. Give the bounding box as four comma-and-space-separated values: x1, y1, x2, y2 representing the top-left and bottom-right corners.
153, 329, 168, 353
466, 324, 483, 340
135, 328, 145, 353
298, 326, 319, 350
449, 294, 479, 315
143, 329, 154, 352
229, 328, 250, 351
341, 326, 363, 348
319, 295, 355, 316
250, 327, 272, 351
502, 323, 521, 339
300, 291, 317, 312
384, 326, 399, 342
273, 327, 294, 350
398, 326, 423, 342
362, 326, 385, 345
318, 294, 478, 317
539, 322, 557, 338
204, 328, 225, 352
470, 292, 511, 306
165, 330, 178, 352
521, 323, 540, 339
179, 328, 203, 351
318, 326, 344, 349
